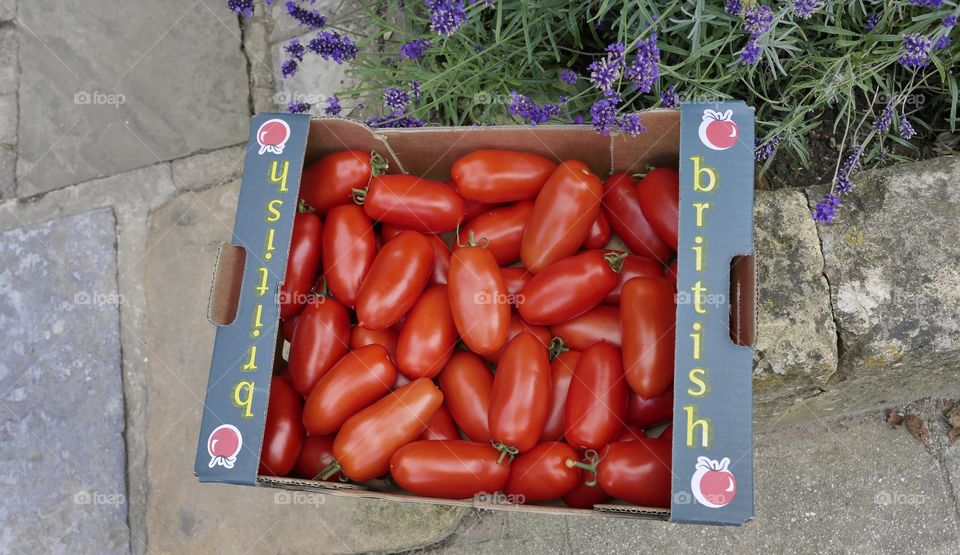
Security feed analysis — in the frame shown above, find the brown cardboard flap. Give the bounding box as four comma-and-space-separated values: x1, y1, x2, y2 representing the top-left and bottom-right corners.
305, 118, 395, 169
303, 111, 682, 182
729, 254, 756, 347
380, 126, 614, 179
258, 475, 366, 491
593, 503, 671, 519
256, 476, 647, 517
207, 242, 246, 326
610, 110, 681, 174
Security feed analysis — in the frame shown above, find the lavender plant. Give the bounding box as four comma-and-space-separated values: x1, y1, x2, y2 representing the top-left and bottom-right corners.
232, 0, 959, 222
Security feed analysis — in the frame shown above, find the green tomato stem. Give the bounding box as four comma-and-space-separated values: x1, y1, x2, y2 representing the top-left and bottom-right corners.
370, 151, 389, 177
318, 460, 343, 481
548, 337, 569, 361
457, 229, 489, 249
565, 448, 603, 487
603, 251, 628, 273
491, 441, 519, 464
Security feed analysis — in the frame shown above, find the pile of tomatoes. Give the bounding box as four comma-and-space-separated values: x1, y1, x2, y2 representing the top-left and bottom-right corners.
260, 148, 679, 509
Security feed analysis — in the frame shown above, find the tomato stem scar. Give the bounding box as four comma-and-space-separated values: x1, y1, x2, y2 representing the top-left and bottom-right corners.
352, 187, 368, 205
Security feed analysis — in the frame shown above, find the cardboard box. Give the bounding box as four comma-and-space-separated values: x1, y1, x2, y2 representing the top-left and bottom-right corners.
195, 102, 756, 525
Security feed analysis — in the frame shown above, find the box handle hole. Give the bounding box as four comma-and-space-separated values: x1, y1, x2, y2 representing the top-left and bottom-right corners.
208, 243, 246, 326
728, 254, 756, 347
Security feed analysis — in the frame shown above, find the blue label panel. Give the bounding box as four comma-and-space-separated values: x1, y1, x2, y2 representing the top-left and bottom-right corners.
671, 102, 755, 525
194, 114, 310, 484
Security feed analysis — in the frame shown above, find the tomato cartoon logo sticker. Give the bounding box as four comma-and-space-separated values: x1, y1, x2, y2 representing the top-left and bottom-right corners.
698, 109, 739, 151
207, 424, 243, 469
691, 456, 736, 508
256, 118, 291, 156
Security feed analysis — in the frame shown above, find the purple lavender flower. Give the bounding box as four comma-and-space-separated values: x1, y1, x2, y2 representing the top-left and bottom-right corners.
660, 84, 679, 108
286, 1, 327, 30
308, 31, 358, 64
426, 0, 467, 36
559, 96, 568, 103
508, 91, 561, 126
573, 115, 585, 125
560, 69, 579, 85
909, 0, 943, 8
812, 193, 840, 223
400, 38, 432, 60
588, 57, 621, 97
285, 38, 306, 61
606, 43, 626, 67
617, 113, 647, 137
324, 96, 342, 116
934, 36, 952, 50
280, 59, 298, 78
834, 146, 863, 195
793, 0, 819, 19
755, 135, 780, 161
873, 106, 893, 132
286, 101, 311, 114
587, 42, 630, 96
367, 111, 425, 128
898, 34, 932, 68
365, 113, 387, 127
743, 5, 773, 38
899, 117, 916, 139
383, 87, 410, 111
396, 116, 426, 127
590, 96, 620, 135
865, 12, 878, 31
624, 34, 659, 94
740, 39, 762, 65
410, 80, 422, 100
945, 16, 957, 28
508, 91, 535, 119
227, 0, 254, 17
725, 0, 742, 16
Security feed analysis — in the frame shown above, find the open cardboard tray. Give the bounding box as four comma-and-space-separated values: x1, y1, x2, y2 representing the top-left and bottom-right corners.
197, 103, 756, 525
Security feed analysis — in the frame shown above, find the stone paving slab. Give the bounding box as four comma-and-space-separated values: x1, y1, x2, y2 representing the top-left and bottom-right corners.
170, 143, 247, 193
776, 157, 960, 426
0, 148, 13, 199
16, 0, 249, 196
0, 208, 128, 554
425, 411, 960, 554
753, 190, 837, 426
0, 0, 14, 24
0, 149, 243, 553
901, 399, 960, 522
0, 92, 16, 145
0, 25, 16, 96
240, 6, 277, 115
143, 179, 467, 553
